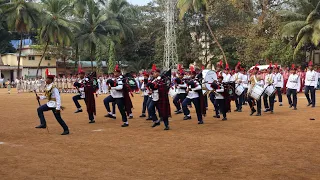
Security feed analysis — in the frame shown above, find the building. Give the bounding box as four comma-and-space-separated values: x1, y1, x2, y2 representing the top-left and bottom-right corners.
0, 39, 57, 81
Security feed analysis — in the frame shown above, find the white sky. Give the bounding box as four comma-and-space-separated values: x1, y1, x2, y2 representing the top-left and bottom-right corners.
128, 0, 151, 6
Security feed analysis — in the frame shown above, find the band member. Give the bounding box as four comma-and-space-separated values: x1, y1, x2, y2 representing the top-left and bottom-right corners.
248, 65, 263, 116
173, 70, 187, 114
182, 71, 205, 124
241, 68, 249, 105
103, 65, 129, 127
231, 62, 244, 112
304, 61, 318, 107
147, 65, 171, 130
263, 63, 277, 113
212, 75, 227, 120
73, 71, 86, 114
274, 64, 284, 106
286, 64, 301, 110
35, 75, 69, 135
74, 72, 99, 123
140, 71, 151, 118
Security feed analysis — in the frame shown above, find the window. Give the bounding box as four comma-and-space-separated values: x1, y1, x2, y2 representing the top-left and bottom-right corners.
45, 56, 51, 60
28, 56, 35, 60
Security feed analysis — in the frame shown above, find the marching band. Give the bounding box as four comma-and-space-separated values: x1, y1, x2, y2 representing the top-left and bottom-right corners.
27, 62, 320, 135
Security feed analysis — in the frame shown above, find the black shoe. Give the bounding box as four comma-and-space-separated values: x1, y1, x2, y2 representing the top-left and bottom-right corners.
198, 121, 204, 124
146, 117, 153, 121
74, 109, 83, 113
105, 114, 116, 119
222, 117, 227, 121
307, 102, 312, 106
151, 122, 160, 128
270, 111, 274, 114
139, 114, 146, 118
61, 130, 69, 135
279, 104, 283, 106
164, 126, 170, 130
293, 107, 297, 110
175, 110, 183, 114
121, 123, 129, 127
183, 116, 191, 120
289, 104, 293, 108
237, 109, 242, 112
89, 120, 95, 124
234, 109, 239, 112
35, 124, 46, 129
129, 116, 133, 119
264, 109, 270, 112
250, 109, 256, 116
256, 113, 261, 116
213, 115, 220, 118
312, 105, 315, 108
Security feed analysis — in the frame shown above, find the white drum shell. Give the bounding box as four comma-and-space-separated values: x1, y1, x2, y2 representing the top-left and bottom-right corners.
202, 70, 217, 91
264, 85, 276, 96
249, 85, 264, 100
235, 84, 245, 96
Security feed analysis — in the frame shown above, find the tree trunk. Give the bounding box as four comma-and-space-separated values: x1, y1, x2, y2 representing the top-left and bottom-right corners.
204, 19, 228, 64
74, 44, 79, 74
90, 43, 95, 72
36, 41, 49, 78
17, 34, 23, 78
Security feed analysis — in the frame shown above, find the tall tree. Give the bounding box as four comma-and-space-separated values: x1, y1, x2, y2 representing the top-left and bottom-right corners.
35, 0, 73, 77
177, 0, 228, 64
1, 0, 40, 78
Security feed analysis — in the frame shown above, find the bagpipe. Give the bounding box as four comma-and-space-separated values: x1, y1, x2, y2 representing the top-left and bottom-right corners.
106, 76, 134, 97
209, 81, 236, 100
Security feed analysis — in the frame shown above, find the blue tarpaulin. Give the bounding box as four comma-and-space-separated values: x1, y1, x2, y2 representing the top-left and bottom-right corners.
10, 39, 33, 49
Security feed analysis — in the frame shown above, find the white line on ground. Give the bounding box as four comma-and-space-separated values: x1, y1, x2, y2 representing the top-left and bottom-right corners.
92, 129, 104, 132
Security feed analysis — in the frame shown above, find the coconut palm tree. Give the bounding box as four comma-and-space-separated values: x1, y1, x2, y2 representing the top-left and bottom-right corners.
35, 0, 73, 77
281, 0, 320, 57
108, 0, 135, 41
75, 0, 119, 71
1, 0, 40, 78
177, 0, 228, 64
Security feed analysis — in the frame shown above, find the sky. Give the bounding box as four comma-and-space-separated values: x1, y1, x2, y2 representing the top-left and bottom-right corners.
128, 0, 151, 6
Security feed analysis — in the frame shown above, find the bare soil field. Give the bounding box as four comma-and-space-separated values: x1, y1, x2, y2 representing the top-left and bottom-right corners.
0, 88, 320, 180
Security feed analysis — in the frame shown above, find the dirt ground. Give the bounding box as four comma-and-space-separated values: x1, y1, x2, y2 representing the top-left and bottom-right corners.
0, 88, 320, 180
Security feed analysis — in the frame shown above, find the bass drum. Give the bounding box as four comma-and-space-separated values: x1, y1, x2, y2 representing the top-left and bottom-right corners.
202, 70, 218, 91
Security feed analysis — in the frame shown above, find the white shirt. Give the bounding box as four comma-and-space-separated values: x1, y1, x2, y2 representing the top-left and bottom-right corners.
241, 74, 249, 88
286, 74, 301, 90
40, 83, 61, 110
140, 81, 150, 96
305, 70, 318, 87
151, 76, 161, 101
187, 80, 201, 99
264, 73, 277, 88
110, 77, 124, 98
176, 82, 187, 94
222, 73, 231, 83
231, 72, 243, 84
274, 73, 284, 88
215, 83, 225, 99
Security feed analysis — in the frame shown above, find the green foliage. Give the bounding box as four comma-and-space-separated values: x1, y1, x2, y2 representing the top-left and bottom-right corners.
108, 41, 115, 73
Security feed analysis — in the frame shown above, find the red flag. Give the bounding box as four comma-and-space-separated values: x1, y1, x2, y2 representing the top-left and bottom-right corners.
45, 68, 49, 76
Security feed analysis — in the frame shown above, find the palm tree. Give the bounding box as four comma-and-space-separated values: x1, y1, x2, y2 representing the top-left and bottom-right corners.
177, 0, 228, 64
35, 0, 73, 77
1, 0, 40, 78
75, 0, 119, 71
108, 0, 135, 41
281, 0, 320, 57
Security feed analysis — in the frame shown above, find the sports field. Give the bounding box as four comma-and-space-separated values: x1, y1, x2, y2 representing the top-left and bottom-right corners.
1, 89, 319, 180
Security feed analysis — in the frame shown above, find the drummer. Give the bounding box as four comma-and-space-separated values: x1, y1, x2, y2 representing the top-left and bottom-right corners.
263, 63, 277, 114
231, 62, 244, 112
211, 75, 227, 120
248, 64, 264, 116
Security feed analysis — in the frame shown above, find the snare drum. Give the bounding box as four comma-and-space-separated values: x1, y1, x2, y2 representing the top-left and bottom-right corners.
264, 85, 276, 97
235, 84, 245, 96
249, 85, 264, 100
